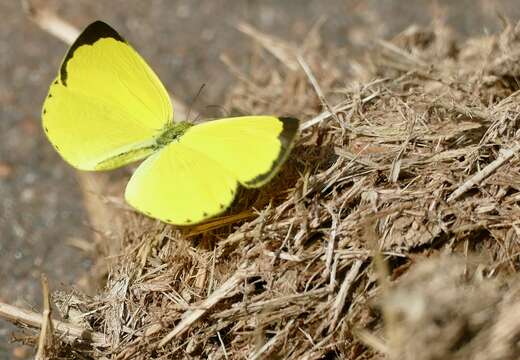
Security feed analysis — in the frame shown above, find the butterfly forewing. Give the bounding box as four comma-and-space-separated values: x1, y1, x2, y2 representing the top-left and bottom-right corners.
179, 116, 299, 188
42, 21, 172, 170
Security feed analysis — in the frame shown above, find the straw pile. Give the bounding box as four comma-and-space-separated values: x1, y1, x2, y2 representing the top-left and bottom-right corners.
7, 16, 520, 360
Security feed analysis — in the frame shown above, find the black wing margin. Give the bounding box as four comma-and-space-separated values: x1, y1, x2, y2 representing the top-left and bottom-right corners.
60, 21, 125, 86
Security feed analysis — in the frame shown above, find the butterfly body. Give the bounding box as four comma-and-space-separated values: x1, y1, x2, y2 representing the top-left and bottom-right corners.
42, 21, 298, 225
155, 121, 193, 148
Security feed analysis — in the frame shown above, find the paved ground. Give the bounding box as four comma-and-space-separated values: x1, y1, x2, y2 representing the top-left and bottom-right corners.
1, 0, 519, 358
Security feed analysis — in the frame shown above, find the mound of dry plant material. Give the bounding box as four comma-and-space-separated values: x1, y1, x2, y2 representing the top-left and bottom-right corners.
6, 17, 520, 360
380, 257, 520, 360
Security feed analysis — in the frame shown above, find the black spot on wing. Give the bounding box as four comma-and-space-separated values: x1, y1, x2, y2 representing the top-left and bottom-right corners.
244, 117, 299, 187
60, 21, 125, 86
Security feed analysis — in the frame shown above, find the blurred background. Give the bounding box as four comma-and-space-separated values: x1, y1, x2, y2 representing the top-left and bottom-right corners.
1, 0, 520, 358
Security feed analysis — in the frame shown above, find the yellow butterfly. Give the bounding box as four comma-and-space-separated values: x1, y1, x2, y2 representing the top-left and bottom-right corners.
42, 21, 298, 225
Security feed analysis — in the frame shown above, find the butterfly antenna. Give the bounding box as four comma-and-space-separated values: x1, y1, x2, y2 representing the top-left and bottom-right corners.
186, 83, 206, 123
205, 104, 230, 118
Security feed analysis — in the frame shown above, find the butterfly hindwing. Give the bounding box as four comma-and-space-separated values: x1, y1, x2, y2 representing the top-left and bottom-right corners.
42, 21, 172, 170
125, 141, 238, 225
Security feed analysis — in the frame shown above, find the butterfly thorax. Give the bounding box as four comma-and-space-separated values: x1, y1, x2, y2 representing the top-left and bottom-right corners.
155, 121, 193, 148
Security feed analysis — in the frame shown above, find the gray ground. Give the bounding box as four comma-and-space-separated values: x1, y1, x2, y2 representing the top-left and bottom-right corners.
1, 0, 519, 358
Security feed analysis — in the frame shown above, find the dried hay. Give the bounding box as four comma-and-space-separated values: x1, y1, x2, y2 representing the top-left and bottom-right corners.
5, 14, 520, 360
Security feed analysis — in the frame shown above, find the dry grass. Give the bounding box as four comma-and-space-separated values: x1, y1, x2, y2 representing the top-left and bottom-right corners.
4, 11, 520, 360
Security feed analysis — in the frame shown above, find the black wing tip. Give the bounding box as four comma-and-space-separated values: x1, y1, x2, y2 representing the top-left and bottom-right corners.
79, 21, 124, 43
60, 20, 125, 85
278, 117, 299, 141
243, 116, 299, 187
86, 20, 112, 28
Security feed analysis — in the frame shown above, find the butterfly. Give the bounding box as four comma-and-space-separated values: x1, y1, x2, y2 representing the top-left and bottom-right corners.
42, 21, 298, 225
